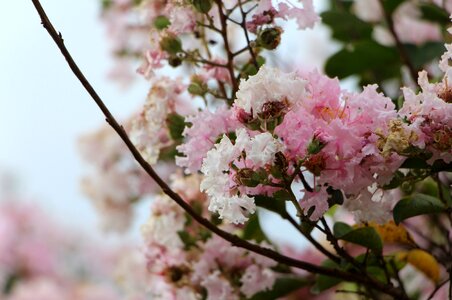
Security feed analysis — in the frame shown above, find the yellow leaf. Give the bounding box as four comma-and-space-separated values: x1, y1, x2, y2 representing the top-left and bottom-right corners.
367, 221, 416, 246
398, 249, 440, 283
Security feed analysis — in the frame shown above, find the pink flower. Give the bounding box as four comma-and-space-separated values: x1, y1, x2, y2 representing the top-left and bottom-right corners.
176, 106, 240, 173
299, 186, 329, 221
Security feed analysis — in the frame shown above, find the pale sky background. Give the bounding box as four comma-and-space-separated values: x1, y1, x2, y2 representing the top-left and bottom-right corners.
0, 0, 343, 245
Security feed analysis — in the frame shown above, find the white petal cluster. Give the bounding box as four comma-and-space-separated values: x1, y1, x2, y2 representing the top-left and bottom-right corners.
200, 129, 281, 224
235, 65, 307, 115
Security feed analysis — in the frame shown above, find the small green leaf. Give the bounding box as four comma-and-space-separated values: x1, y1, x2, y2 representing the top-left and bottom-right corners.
333, 222, 353, 237
383, 170, 405, 190
325, 41, 400, 81
393, 194, 446, 225
406, 42, 445, 69
321, 11, 373, 42
249, 277, 311, 300
400, 157, 429, 169
191, 0, 213, 13
254, 195, 287, 216
335, 226, 383, 253
153, 16, 170, 30
419, 3, 450, 24
241, 214, 269, 243
177, 231, 197, 250
166, 113, 186, 141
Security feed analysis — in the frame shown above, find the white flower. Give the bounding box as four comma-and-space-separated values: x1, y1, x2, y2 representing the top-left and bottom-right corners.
240, 265, 276, 298
140, 195, 184, 249
247, 132, 281, 167
235, 66, 306, 115
218, 194, 256, 225
201, 271, 238, 300
352, 0, 383, 22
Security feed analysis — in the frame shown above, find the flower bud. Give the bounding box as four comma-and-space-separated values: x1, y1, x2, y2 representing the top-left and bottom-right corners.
257, 27, 282, 50
160, 34, 182, 55
187, 75, 207, 96
307, 132, 328, 155
304, 153, 326, 176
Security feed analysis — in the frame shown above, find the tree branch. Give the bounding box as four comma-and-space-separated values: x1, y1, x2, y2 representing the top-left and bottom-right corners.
30, 1, 407, 298
378, 0, 419, 84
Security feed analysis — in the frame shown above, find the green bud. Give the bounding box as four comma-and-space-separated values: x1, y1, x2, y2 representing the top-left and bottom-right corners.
154, 16, 170, 30
188, 76, 207, 96
401, 181, 414, 194
307, 138, 326, 155
257, 27, 282, 50
160, 35, 182, 55
191, 0, 213, 13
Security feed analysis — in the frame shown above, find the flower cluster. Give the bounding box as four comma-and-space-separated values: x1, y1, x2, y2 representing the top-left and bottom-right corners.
140, 174, 278, 299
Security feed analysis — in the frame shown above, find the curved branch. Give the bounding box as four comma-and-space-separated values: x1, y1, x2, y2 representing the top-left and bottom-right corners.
30, 1, 407, 298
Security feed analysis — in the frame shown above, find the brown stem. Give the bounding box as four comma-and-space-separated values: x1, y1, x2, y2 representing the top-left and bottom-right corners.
238, 0, 259, 69
215, 0, 239, 98
283, 212, 341, 264
378, 0, 418, 84
30, 1, 408, 298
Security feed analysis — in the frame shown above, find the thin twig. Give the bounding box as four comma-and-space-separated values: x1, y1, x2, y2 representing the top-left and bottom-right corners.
378, 0, 418, 84
215, 0, 239, 97
238, 0, 259, 68
427, 279, 449, 300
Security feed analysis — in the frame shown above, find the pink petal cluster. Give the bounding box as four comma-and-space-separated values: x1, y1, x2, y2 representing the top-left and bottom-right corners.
176, 106, 240, 173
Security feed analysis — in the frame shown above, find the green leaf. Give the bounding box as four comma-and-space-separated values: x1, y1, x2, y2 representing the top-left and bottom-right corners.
383, 170, 405, 190
153, 16, 170, 30
335, 226, 383, 253
406, 42, 445, 69
254, 195, 287, 216
177, 231, 197, 250
400, 157, 429, 169
321, 11, 373, 42
380, 0, 405, 14
191, 0, 213, 13
393, 194, 446, 225
325, 41, 400, 81
3, 274, 18, 295
333, 222, 353, 237
166, 113, 186, 141
311, 260, 343, 294
249, 277, 311, 300
419, 3, 450, 24
241, 213, 269, 243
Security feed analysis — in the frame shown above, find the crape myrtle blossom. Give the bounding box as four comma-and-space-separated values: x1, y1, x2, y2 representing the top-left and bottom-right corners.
176, 106, 240, 173
140, 174, 278, 299
200, 128, 283, 224
234, 65, 307, 117
274, 69, 404, 222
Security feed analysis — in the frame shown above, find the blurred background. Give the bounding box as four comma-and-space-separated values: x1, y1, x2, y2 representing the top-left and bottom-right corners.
0, 0, 152, 239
